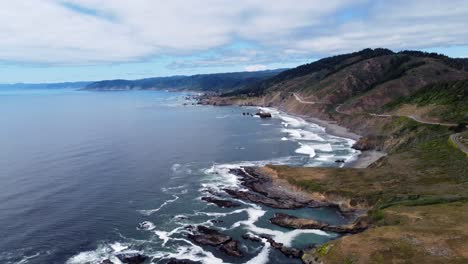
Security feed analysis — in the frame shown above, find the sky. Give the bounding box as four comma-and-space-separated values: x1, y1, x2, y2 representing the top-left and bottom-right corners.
1, 0, 468, 83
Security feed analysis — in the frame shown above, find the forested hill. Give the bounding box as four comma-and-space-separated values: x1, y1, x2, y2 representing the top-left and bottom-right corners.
83, 69, 285, 92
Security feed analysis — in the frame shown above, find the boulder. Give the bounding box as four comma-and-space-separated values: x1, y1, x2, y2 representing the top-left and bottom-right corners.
116, 253, 147, 264
188, 226, 231, 246
220, 240, 243, 257
201, 197, 241, 208
255, 111, 272, 118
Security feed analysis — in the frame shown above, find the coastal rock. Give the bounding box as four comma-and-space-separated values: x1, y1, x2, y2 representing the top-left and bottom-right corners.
270, 213, 369, 234
260, 235, 303, 258
220, 240, 243, 257
242, 233, 262, 242
201, 197, 241, 208
188, 226, 231, 246
188, 226, 243, 257
100, 260, 114, 264
255, 111, 272, 118
224, 167, 323, 209
166, 259, 202, 264
116, 253, 147, 264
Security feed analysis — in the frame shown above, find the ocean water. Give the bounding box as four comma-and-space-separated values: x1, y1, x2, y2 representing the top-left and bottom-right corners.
0, 89, 358, 264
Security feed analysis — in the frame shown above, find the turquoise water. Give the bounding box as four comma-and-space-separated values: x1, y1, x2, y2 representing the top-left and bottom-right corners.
0, 89, 357, 263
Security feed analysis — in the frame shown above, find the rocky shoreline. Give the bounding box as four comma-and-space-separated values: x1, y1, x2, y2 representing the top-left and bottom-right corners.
193, 97, 377, 262
194, 165, 371, 262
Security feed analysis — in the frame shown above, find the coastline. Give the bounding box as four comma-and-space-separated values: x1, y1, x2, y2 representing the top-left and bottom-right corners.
255, 104, 387, 169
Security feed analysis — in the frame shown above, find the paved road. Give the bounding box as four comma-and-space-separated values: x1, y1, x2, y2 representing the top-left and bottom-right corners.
292, 93, 467, 154
292, 93, 324, 105
450, 133, 468, 155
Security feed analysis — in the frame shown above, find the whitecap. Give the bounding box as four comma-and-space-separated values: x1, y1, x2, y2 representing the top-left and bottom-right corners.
295, 143, 316, 158
137, 221, 156, 231
138, 195, 180, 216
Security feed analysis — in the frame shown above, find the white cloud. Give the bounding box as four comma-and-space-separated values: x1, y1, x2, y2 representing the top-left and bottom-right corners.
244, 64, 268, 72
0, 0, 467, 65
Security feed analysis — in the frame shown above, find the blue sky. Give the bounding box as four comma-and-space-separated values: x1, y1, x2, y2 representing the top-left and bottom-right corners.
0, 0, 467, 83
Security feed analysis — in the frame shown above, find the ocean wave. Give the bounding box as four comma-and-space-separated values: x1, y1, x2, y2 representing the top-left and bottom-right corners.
138, 194, 181, 216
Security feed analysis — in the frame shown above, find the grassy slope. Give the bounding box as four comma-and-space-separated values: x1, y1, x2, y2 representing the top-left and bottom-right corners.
266, 118, 468, 263
385, 79, 468, 123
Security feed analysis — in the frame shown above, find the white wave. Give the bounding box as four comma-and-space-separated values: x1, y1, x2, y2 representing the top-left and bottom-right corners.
137, 221, 156, 231
138, 195, 180, 216
281, 128, 324, 141
171, 163, 181, 173
232, 206, 331, 247
16, 253, 41, 264
109, 242, 128, 252
245, 238, 271, 264
310, 143, 333, 152
161, 185, 187, 192
295, 143, 316, 158
281, 137, 288, 141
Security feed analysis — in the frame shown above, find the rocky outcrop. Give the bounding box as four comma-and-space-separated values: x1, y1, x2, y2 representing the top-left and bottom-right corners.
100, 260, 114, 264
225, 167, 334, 209
255, 111, 272, 118
270, 213, 369, 234
220, 240, 243, 257
201, 197, 241, 208
260, 235, 303, 259
166, 259, 202, 264
188, 226, 243, 257
116, 253, 147, 264
188, 226, 231, 246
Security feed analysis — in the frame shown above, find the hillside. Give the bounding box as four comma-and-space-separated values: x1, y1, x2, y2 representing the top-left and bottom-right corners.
201, 49, 468, 263
204, 49, 468, 135
84, 69, 285, 92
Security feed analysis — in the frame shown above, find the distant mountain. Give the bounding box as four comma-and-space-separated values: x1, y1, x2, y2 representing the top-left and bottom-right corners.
84, 69, 285, 92
0, 81, 91, 90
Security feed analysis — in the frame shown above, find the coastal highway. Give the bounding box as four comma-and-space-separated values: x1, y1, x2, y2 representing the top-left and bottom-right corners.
292, 92, 467, 155
450, 133, 468, 155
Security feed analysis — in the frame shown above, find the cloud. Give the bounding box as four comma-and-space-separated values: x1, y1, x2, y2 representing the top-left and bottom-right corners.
0, 0, 467, 65
244, 64, 268, 72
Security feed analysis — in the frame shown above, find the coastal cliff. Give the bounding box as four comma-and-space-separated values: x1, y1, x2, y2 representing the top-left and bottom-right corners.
199, 48, 468, 263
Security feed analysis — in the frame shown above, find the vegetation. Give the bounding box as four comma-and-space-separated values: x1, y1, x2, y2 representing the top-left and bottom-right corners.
266, 119, 468, 263
84, 69, 284, 92
385, 80, 468, 123
222, 48, 394, 97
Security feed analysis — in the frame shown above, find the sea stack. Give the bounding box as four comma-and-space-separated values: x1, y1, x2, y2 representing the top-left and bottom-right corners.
255, 111, 272, 118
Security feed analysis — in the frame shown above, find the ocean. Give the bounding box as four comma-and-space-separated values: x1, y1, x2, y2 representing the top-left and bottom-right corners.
0, 89, 358, 264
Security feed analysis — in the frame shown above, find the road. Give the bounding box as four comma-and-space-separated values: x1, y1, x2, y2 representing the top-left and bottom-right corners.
292, 92, 466, 154
292, 93, 323, 105
450, 133, 468, 155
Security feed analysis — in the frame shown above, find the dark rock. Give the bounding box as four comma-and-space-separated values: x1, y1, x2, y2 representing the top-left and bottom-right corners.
188, 226, 231, 246
220, 240, 243, 257
260, 235, 303, 259
166, 259, 201, 264
255, 111, 272, 118
116, 253, 147, 264
223, 167, 317, 209
242, 233, 262, 242
270, 213, 369, 234
184, 225, 195, 231
335, 159, 345, 163
100, 260, 114, 264
201, 197, 241, 208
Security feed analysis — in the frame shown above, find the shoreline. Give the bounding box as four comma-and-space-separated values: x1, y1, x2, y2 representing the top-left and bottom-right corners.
254, 105, 387, 169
